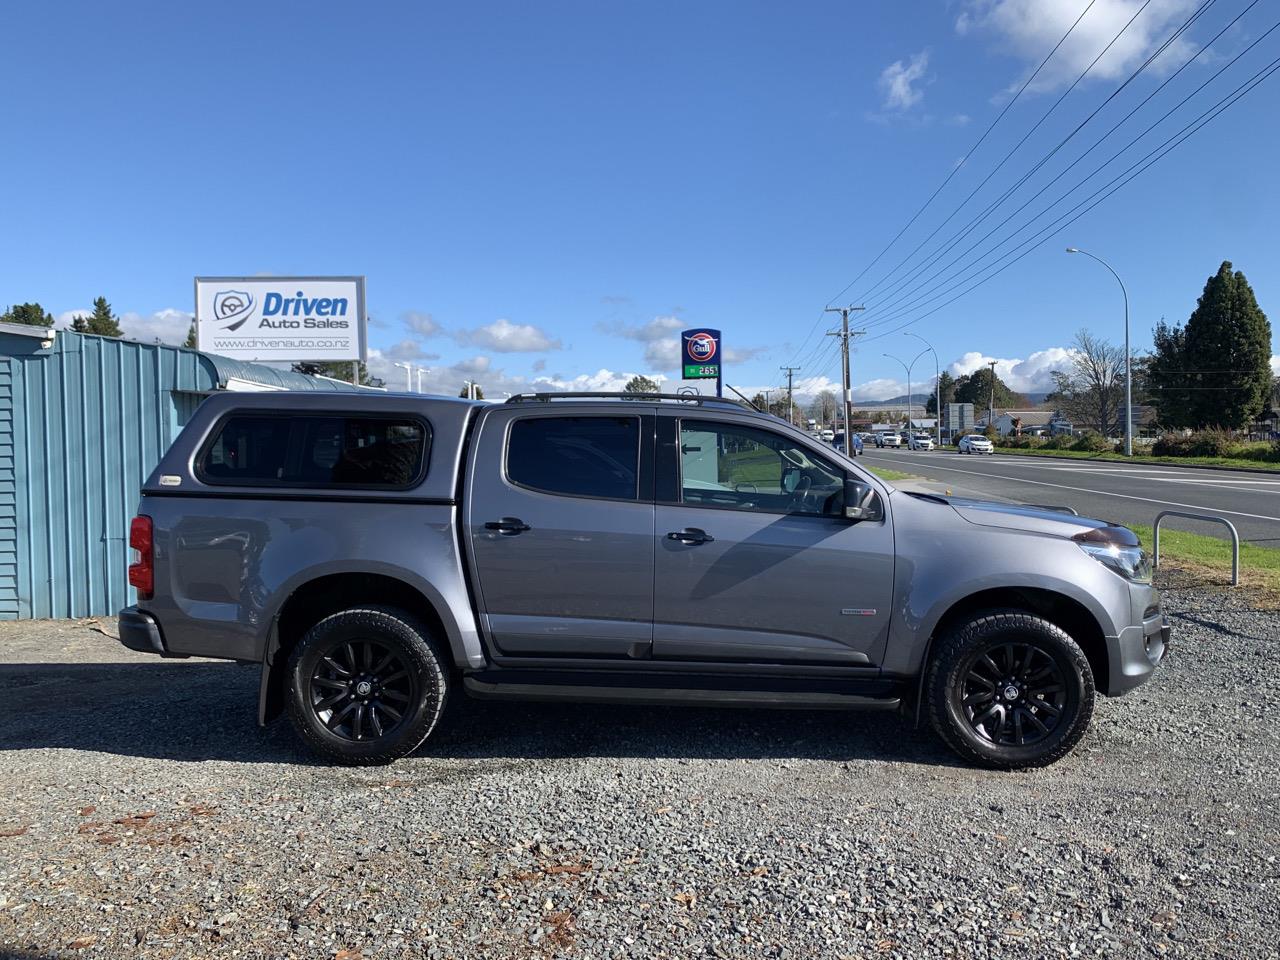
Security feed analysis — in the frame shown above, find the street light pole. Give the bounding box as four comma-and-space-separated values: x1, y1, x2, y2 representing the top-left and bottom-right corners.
906, 332, 940, 445
1067, 247, 1132, 456
884, 348, 931, 435
393, 361, 412, 391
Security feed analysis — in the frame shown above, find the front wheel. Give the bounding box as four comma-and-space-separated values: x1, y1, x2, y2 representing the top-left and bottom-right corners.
286, 606, 449, 765
925, 610, 1095, 769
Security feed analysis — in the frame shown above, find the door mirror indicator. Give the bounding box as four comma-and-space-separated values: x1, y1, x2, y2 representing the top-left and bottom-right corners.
843, 478, 884, 522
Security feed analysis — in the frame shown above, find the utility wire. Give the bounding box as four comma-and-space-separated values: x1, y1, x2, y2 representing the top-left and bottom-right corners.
854, 0, 1180, 308
782, 0, 1100, 370
857, 0, 1252, 326
857, 20, 1280, 332
855, 0, 1224, 315
856, 53, 1280, 346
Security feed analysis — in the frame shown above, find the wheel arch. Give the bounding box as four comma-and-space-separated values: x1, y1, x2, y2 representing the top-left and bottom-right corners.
259, 571, 462, 725
911, 586, 1109, 724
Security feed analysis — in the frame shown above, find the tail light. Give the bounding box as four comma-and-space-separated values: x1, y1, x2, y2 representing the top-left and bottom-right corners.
128, 516, 154, 599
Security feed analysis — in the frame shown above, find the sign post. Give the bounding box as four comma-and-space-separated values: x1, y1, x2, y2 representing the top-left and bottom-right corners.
678, 328, 722, 398
194, 276, 367, 364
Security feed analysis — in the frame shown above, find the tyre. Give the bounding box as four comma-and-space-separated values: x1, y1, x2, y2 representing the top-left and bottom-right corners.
286, 606, 449, 765
925, 610, 1094, 769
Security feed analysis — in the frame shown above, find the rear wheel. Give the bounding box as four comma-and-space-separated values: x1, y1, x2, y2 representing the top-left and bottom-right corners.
926, 610, 1094, 769
286, 606, 448, 765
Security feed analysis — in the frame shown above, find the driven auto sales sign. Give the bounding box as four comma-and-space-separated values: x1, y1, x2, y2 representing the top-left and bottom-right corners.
194, 276, 367, 362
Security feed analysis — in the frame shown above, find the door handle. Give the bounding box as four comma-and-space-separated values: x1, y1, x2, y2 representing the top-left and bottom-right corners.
484, 517, 531, 535
666, 527, 714, 545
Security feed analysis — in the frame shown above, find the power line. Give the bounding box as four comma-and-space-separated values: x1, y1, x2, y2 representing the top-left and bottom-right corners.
782, 0, 1101, 371
853, 0, 1187, 309
858, 31, 1280, 335
856, 0, 1256, 328
855, 51, 1280, 346
853, 0, 1226, 317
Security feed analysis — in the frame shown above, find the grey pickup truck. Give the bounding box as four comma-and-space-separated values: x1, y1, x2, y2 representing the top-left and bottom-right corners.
119, 392, 1168, 768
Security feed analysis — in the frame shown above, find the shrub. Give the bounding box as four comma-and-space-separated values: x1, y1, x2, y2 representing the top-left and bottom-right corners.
1044, 433, 1075, 450
1152, 428, 1249, 458
1071, 433, 1112, 453
1236, 440, 1280, 463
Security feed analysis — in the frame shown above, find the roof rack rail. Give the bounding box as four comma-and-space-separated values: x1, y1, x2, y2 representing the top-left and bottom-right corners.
504, 391, 758, 412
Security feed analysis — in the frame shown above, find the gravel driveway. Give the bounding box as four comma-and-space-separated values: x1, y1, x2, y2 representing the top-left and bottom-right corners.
1, 585, 1277, 959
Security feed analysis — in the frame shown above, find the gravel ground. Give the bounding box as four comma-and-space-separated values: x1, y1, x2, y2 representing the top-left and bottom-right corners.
1, 585, 1277, 960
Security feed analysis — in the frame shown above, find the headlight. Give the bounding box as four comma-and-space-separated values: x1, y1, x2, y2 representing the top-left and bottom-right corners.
1076, 541, 1153, 583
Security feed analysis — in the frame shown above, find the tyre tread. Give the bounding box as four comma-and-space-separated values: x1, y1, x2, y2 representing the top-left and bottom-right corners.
286, 605, 448, 766
925, 609, 1095, 769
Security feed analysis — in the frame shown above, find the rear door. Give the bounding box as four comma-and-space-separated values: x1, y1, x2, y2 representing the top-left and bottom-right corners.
465, 407, 655, 660
651, 415, 894, 666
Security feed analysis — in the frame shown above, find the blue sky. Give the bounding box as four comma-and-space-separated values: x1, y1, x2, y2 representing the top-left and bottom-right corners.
2, 0, 1277, 401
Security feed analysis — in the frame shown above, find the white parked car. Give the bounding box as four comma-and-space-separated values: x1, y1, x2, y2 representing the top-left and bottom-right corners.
820, 429, 835, 441
958, 434, 995, 455
879, 432, 904, 448
908, 433, 935, 450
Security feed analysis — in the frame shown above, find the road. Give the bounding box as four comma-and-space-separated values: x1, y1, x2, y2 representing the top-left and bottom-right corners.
861, 447, 1280, 546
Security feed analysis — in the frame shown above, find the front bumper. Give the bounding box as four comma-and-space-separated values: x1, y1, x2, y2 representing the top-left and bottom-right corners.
117, 606, 188, 659
1105, 609, 1170, 696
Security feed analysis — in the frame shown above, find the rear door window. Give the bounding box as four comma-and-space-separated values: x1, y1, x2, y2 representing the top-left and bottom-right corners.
200, 414, 428, 488
506, 416, 640, 500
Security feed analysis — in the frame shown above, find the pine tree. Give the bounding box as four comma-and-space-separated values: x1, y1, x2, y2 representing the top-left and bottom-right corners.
623, 375, 659, 394
1, 302, 55, 327
1148, 261, 1273, 429
74, 296, 123, 337
953, 367, 1020, 411
184, 321, 198, 349
925, 371, 957, 414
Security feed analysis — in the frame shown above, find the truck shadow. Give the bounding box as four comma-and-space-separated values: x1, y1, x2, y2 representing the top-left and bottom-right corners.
0, 661, 956, 767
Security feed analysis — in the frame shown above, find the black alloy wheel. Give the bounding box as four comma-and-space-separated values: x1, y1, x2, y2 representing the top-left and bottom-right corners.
286, 606, 448, 765
926, 610, 1094, 769
958, 641, 1067, 747
308, 638, 418, 743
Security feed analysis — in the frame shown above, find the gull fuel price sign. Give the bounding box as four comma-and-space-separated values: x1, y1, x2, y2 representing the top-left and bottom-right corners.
679, 328, 722, 397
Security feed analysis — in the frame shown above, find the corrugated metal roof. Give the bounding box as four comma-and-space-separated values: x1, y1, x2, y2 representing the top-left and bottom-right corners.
198, 353, 370, 392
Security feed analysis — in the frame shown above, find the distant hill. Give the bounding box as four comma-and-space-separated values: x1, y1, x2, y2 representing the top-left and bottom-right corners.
848, 391, 1054, 409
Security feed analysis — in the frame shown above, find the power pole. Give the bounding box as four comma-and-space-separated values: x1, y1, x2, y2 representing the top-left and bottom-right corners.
762, 388, 773, 415
825, 305, 866, 456
779, 366, 801, 425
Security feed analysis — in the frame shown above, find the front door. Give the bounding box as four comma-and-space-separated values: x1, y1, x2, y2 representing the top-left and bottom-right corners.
465, 410, 655, 659
652, 416, 894, 666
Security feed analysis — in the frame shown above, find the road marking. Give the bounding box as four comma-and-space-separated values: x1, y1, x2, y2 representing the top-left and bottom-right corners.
866, 457, 1280, 524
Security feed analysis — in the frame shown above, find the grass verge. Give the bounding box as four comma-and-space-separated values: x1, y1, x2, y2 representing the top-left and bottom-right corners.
1128, 522, 1280, 609
869, 467, 916, 482
991, 446, 1280, 472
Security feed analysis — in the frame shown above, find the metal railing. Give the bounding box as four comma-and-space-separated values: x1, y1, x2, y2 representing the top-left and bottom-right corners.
1153, 510, 1240, 586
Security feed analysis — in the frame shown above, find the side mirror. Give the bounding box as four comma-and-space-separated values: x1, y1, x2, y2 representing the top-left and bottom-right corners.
843, 477, 884, 522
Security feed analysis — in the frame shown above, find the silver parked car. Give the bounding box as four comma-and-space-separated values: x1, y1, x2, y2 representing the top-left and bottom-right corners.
119, 392, 1167, 769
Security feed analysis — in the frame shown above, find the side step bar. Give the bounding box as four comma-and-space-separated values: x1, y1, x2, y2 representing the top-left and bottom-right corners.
463, 673, 902, 711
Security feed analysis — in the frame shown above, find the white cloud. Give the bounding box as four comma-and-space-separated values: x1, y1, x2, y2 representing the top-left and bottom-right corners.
878, 50, 930, 111
115, 308, 192, 345
1271, 355, 1279, 377
461, 317, 561, 353
384, 339, 440, 362
403, 311, 443, 337
605, 315, 683, 342
958, 0, 1197, 95
948, 347, 1076, 393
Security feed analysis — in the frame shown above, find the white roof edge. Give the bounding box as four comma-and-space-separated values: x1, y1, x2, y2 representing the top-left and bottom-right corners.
0, 322, 56, 340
